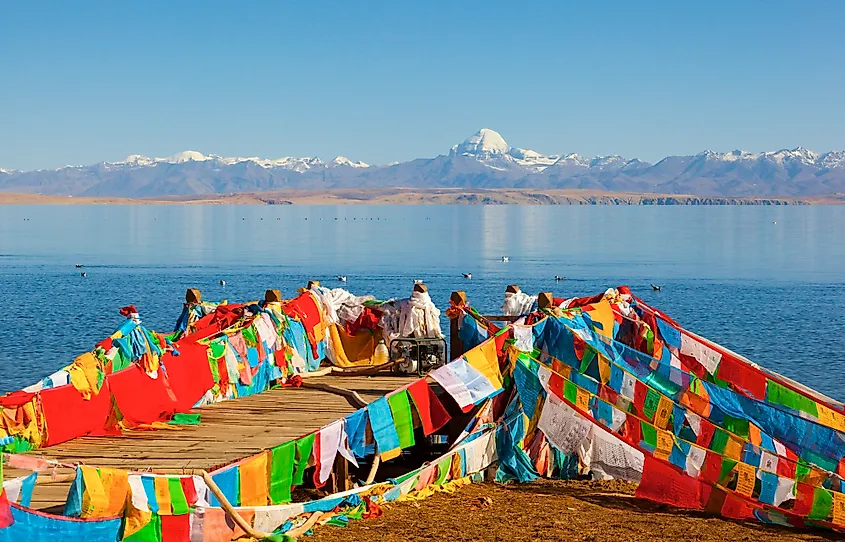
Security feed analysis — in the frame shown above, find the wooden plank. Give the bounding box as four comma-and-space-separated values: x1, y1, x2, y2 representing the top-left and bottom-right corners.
15, 373, 416, 510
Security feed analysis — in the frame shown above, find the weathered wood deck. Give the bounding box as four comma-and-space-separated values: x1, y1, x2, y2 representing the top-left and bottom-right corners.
12, 374, 414, 511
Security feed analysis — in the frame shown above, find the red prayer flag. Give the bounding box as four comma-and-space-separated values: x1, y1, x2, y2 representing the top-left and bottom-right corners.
40, 380, 113, 446
180, 477, 198, 506
720, 492, 758, 521
700, 451, 723, 484
623, 415, 642, 447
407, 379, 451, 435
792, 482, 815, 516
635, 456, 708, 510
633, 381, 648, 414
547, 372, 565, 400
161, 513, 191, 542
696, 419, 717, 448
716, 355, 767, 400
162, 342, 215, 413
0, 489, 14, 528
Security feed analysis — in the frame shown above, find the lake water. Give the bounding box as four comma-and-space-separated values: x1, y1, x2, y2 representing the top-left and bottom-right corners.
1, 205, 843, 400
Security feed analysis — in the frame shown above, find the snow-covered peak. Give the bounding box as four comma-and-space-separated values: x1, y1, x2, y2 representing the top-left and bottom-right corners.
331, 156, 369, 168
452, 128, 509, 157
161, 151, 211, 164
117, 154, 155, 167
819, 150, 845, 170
553, 153, 590, 168
590, 155, 627, 169
696, 149, 759, 162
765, 147, 820, 166
508, 147, 559, 171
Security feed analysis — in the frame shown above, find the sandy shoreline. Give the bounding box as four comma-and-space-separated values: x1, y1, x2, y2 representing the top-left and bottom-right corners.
1, 189, 842, 205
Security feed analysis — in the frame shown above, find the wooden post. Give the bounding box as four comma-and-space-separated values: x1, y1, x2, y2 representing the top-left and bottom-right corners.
449, 291, 467, 360
538, 292, 554, 309
185, 288, 202, 304
331, 454, 352, 493
264, 289, 281, 303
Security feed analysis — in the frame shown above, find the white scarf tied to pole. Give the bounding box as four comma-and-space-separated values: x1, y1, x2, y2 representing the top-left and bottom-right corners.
501, 291, 537, 316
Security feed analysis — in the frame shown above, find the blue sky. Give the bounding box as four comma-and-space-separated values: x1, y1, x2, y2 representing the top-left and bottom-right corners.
1, 1, 843, 170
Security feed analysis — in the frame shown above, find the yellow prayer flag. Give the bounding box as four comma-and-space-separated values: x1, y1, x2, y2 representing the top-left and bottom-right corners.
575, 389, 591, 413
723, 435, 744, 461
734, 462, 756, 497
654, 429, 674, 461
464, 339, 502, 388
586, 300, 615, 339
817, 404, 845, 432
122, 504, 152, 538
153, 476, 172, 515
79, 466, 109, 518
652, 396, 673, 430
833, 491, 845, 526
380, 448, 402, 462
239, 451, 270, 507
97, 467, 129, 517
597, 354, 611, 385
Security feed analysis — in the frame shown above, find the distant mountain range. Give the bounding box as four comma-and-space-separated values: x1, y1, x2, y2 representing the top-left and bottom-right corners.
2, 129, 844, 198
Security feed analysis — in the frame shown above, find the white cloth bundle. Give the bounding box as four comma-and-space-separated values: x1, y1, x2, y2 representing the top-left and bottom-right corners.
311, 287, 374, 326
381, 291, 443, 341
501, 291, 537, 316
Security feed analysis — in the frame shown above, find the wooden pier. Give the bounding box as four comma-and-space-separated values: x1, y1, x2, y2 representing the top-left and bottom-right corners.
11, 374, 414, 512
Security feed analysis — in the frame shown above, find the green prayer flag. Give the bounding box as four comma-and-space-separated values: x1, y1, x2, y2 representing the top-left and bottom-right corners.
241, 326, 258, 347
767, 381, 819, 417
270, 441, 295, 504
433, 457, 451, 486
640, 421, 657, 448
809, 487, 833, 521
387, 390, 415, 449
710, 428, 730, 454
208, 355, 220, 383
721, 415, 749, 438
209, 341, 226, 358
578, 347, 597, 375
795, 459, 812, 483
394, 468, 420, 484
124, 513, 162, 542
292, 433, 315, 486
719, 459, 737, 485
563, 381, 577, 404
642, 389, 660, 420
168, 478, 190, 515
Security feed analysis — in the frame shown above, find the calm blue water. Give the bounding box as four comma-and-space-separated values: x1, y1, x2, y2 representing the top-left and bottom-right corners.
1, 205, 843, 400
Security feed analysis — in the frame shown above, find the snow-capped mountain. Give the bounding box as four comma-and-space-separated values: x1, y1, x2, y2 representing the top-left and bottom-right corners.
1, 129, 844, 198
110, 151, 351, 173
449, 128, 560, 172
